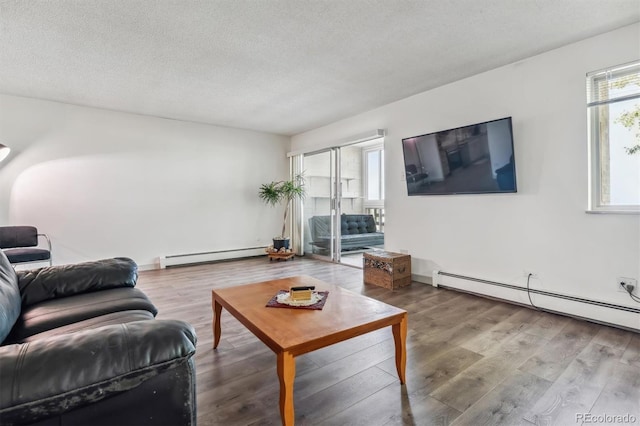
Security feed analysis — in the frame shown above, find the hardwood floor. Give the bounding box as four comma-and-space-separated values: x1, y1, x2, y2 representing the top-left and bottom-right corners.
136, 257, 640, 426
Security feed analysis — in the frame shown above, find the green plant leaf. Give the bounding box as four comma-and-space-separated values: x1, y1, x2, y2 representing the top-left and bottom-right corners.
258, 174, 306, 238
258, 181, 283, 206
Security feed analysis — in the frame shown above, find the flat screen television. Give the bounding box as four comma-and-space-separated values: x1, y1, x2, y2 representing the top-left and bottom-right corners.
402, 117, 516, 196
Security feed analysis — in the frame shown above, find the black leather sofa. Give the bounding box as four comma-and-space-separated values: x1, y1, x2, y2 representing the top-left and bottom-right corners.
0, 251, 197, 426
309, 214, 384, 253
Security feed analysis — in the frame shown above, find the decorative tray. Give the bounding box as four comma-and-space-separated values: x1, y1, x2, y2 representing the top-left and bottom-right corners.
266, 290, 329, 310
277, 291, 324, 306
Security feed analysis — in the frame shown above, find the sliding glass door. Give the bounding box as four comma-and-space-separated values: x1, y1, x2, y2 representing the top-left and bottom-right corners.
303, 149, 338, 262
302, 139, 385, 265
338, 141, 385, 267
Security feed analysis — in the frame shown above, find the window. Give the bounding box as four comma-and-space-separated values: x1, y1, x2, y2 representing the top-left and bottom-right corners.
363, 145, 384, 206
587, 61, 640, 213
363, 144, 384, 231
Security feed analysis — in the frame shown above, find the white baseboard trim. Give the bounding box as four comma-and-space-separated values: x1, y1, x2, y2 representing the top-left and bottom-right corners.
158, 246, 268, 268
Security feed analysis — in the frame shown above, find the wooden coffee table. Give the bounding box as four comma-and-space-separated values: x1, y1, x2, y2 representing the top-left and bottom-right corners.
211, 275, 408, 425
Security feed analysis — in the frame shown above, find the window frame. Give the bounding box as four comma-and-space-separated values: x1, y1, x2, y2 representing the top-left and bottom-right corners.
362, 143, 385, 209
587, 60, 640, 214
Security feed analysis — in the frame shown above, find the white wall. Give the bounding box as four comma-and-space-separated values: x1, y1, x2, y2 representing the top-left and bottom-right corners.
292, 24, 640, 330
0, 94, 290, 268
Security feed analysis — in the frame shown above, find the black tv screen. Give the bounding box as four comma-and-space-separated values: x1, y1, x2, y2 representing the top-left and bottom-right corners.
402, 117, 516, 195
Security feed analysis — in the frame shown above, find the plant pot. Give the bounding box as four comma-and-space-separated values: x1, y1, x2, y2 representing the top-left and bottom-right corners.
273, 238, 290, 250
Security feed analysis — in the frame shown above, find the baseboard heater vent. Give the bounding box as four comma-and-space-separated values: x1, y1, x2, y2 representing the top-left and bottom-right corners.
435, 271, 640, 314
159, 246, 267, 268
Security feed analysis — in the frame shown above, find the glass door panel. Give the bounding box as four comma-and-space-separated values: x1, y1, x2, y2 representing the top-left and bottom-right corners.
339, 141, 385, 267
303, 150, 337, 261
301, 139, 385, 266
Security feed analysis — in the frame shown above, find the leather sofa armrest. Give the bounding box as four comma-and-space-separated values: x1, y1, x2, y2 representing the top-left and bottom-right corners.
17, 257, 138, 306
0, 319, 196, 425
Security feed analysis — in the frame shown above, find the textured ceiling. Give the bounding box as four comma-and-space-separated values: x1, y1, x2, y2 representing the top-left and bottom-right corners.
1, 1, 639, 136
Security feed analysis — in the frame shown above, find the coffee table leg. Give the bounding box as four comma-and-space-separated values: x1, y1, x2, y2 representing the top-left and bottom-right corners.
212, 298, 222, 349
392, 313, 407, 384
277, 351, 295, 425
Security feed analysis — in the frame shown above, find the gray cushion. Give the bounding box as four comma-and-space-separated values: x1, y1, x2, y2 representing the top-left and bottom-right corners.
0, 226, 38, 249
4, 248, 50, 264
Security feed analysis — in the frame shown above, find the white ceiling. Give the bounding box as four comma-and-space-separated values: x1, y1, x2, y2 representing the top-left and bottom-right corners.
1, 1, 639, 136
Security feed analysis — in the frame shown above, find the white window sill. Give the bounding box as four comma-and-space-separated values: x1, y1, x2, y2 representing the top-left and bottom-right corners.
586, 208, 640, 215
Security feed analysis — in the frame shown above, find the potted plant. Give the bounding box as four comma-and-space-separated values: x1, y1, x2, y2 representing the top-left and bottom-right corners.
258, 174, 306, 251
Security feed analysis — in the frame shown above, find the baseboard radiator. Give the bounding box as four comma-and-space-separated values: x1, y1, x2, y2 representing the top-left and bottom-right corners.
159, 246, 267, 268
433, 270, 640, 315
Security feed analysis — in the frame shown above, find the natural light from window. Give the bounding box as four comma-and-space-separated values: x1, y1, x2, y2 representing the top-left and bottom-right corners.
365, 147, 384, 203
609, 97, 640, 205
587, 61, 640, 213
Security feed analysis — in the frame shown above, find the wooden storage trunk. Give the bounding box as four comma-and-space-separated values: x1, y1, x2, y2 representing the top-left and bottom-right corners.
363, 251, 411, 290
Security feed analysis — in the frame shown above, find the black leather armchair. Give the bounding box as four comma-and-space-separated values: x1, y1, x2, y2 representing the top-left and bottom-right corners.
0, 251, 197, 426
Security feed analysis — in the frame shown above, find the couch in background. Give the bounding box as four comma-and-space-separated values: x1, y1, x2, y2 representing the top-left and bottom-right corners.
309, 214, 384, 253
0, 251, 197, 426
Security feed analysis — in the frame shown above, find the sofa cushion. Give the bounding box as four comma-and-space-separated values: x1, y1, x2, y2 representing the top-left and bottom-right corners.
17, 257, 138, 307
340, 215, 377, 235
313, 232, 385, 250
341, 233, 385, 247
310, 214, 378, 237
4, 248, 51, 263
0, 226, 38, 248
16, 310, 155, 343
5, 287, 158, 343
0, 251, 20, 343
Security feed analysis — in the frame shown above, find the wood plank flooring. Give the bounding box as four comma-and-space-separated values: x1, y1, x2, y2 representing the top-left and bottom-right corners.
136, 257, 640, 426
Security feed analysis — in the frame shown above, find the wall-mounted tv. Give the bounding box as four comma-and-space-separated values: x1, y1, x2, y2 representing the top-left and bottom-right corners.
402, 117, 516, 196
